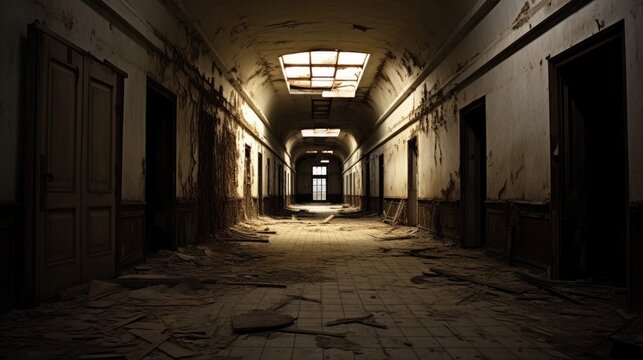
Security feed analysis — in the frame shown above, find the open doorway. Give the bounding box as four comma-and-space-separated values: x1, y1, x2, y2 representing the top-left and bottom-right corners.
365, 160, 371, 211
408, 138, 418, 226
460, 98, 486, 248
379, 154, 385, 214
243, 145, 252, 219
258, 153, 263, 214
550, 23, 627, 284
145, 80, 176, 252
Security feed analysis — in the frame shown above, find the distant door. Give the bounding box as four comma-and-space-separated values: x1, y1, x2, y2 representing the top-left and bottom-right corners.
312, 166, 327, 201
460, 98, 486, 248
408, 138, 418, 226
258, 153, 263, 214
146, 80, 176, 252
379, 154, 385, 214
365, 160, 371, 211
550, 24, 627, 284
29, 28, 123, 302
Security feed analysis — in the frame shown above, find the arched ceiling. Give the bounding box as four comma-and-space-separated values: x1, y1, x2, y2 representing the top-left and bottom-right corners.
180, 0, 479, 156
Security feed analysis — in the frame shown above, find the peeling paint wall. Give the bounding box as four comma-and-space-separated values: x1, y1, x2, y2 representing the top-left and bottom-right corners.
345, 0, 643, 206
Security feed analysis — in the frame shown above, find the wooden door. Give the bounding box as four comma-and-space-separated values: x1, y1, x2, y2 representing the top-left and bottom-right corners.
34, 32, 84, 301
30, 28, 122, 302
81, 58, 118, 282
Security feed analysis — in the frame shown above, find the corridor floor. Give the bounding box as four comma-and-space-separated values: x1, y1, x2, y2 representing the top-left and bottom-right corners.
0, 206, 637, 360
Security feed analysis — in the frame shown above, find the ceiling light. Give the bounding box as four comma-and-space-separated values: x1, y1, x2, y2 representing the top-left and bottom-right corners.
301, 128, 341, 137
320, 160, 330, 163
280, 50, 370, 97
306, 150, 318, 154
322, 150, 333, 154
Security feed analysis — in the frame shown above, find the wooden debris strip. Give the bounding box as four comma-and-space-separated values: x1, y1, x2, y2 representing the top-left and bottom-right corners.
232, 311, 296, 334
129, 329, 197, 359
320, 214, 335, 224
325, 313, 388, 329
430, 267, 523, 295
516, 272, 586, 305
375, 228, 418, 240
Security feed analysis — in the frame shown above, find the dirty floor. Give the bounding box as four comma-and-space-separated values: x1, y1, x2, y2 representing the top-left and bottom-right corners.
0, 204, 640, 359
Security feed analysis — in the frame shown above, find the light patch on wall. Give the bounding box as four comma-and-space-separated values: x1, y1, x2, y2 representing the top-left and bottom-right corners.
301, 128, 341, 137
280, 50, 369, 98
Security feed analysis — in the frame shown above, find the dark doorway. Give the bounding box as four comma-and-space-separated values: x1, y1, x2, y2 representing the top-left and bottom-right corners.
243, 145, 252, 219
408, 138, 418, 226
460, 98, 486, 248
379, 154, 385, 214
145, 80, 176, 252
258, 153, 263, 214
550, 23, 627, 284
365, 160, 371, 211
278, 164, 284, 209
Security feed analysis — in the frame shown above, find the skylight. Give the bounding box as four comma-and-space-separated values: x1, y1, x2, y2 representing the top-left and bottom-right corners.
280, 50, 370, 98
301, 128, 341, 137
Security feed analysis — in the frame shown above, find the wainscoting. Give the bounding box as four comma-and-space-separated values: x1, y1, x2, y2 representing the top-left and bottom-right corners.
630, 203, 643, 308
0, 202, 19, 312
486, 201, 550, 268
176, 200, 198, 246
119, 202, 145, 269
417, 200, 460, 240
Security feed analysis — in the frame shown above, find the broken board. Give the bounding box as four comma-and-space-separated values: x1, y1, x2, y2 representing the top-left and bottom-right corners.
232, 311, 296, 334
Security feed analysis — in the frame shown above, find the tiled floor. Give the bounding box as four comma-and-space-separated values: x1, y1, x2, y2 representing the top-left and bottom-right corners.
210, 208, 566, 359
0, 204, 632, 359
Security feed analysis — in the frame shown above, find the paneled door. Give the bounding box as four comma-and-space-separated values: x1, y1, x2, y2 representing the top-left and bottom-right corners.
81, 58, 119, 282
30, 28, 123, 302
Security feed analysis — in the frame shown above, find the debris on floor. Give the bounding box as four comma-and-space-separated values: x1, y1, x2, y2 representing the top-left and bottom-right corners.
0, 206, 639, 360
232, 311, 296, 333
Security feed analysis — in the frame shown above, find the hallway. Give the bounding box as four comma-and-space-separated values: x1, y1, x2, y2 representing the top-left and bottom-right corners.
1, 0, 643, 358
0, 208, 632, 359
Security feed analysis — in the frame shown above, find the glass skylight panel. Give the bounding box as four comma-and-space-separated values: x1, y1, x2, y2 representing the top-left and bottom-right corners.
312, 66, 335, 77
337, 52, 368, 65
335, 67, 362, 81
301, 128, 341, 137
288, 79, 311, 88
282, 52, 310, 65
280, 50, 369, 97
311, 79, 334, 88
285, 66, 311, 78
310, 51, 338, 65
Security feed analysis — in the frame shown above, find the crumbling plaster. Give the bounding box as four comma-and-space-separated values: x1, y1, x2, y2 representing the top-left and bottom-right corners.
0, 0, 293, 204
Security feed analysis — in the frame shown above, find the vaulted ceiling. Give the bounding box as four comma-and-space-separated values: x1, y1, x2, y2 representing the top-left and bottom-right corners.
180, 0, 480, 162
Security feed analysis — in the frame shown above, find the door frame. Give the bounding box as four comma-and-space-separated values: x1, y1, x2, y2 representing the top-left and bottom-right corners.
459, 97, 486, 248
548, 22, 629, 283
